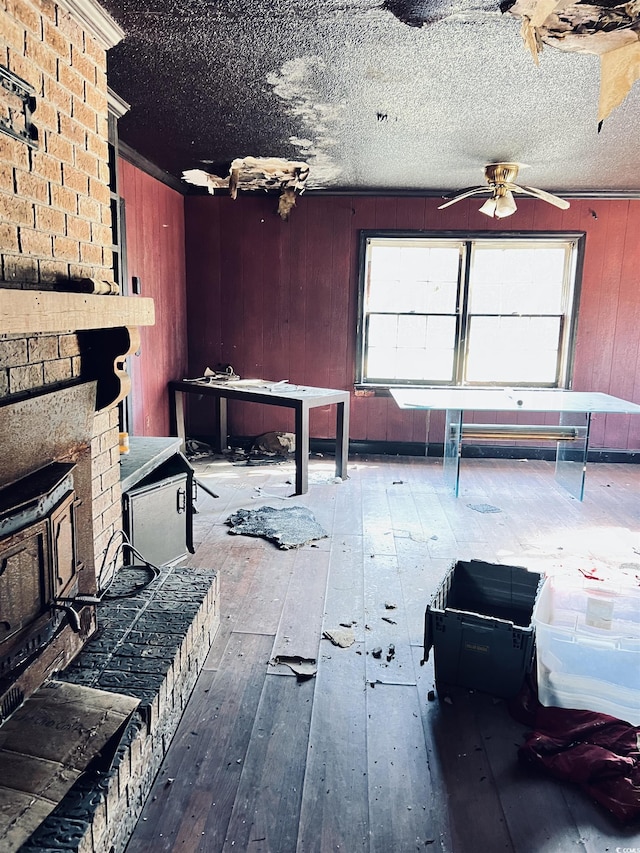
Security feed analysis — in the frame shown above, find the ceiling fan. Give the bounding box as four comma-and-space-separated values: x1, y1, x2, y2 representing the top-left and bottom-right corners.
438, 163, 570, 218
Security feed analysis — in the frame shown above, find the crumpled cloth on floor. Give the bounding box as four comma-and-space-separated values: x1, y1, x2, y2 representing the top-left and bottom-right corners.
510, 682, 640, 824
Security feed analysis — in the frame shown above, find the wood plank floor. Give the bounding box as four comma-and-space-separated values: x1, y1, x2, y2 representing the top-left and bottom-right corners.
125, 454, 640, 853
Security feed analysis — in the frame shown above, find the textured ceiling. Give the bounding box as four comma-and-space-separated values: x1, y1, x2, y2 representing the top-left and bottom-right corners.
101, 0, 640, 196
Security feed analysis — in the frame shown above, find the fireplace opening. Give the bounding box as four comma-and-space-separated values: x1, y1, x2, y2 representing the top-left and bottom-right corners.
0, 461, 86, 707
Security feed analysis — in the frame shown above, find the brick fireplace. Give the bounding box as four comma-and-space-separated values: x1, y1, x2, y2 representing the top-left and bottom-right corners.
1, 3, 221, 850
1, 0, 156, 692
1, 0, 135, 556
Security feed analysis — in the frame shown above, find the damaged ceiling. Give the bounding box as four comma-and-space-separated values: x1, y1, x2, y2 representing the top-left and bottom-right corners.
100, 0, 640, 198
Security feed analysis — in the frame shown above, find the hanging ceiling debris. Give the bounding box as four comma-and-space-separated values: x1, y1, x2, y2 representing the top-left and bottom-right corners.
503, 0, 640, 121
182, 156, 310, 219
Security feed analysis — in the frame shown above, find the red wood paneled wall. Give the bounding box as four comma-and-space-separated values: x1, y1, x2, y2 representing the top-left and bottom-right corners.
118, 159, 188, 436
183, 194, 640, 450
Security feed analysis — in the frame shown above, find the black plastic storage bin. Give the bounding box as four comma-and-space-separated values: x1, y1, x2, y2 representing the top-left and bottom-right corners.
422, 559, 543, 699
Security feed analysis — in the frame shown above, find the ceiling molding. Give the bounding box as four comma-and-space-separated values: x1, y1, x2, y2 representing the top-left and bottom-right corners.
107, 87, 130, 120
57, 0, 126, 50
305, 189, 640, 200
118, 141, 187, 194
116, 139, 640, 202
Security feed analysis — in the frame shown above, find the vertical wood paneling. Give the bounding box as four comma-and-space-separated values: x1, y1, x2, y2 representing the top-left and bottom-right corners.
612, 202, 640, 448
572, 202, 608, 393
118, 159, 187, 437
183, 196, 223, 437
304, 196, 344, 437
184, 194, 640, 450
349, 197, 378, 441
593, 201, 630, 447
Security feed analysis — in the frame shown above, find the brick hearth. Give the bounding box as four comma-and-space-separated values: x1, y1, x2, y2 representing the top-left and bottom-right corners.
19, 564, 219, 853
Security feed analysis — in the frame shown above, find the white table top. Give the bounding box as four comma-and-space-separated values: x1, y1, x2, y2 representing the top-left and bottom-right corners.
391, 387, 640, 414
173, 378, 349, 403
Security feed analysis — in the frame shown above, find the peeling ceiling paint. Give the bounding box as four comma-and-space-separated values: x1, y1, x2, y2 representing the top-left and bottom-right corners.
100, 0, 640, 195
266, 58, 344, 187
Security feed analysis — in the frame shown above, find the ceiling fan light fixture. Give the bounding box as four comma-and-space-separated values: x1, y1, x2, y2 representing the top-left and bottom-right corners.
439, 162, 569, 218
478, 197, 497, 217
494, 191, 518, 218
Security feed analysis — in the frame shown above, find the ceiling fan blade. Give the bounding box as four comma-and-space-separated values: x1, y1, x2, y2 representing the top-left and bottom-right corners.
514, 184, 570, 210
438, 186, 488, 209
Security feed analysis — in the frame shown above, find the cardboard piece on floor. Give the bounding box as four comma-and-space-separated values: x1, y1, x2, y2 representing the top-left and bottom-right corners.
0, 679, 140, 850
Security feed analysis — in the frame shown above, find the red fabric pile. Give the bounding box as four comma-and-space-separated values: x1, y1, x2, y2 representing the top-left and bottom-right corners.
512, 686, 640, 823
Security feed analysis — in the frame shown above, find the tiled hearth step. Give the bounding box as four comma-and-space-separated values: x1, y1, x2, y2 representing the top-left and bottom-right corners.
20, 564, 220, 853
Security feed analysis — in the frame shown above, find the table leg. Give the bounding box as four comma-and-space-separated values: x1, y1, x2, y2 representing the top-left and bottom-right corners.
555, 410, 590, 500
173, 390, 186, 452
335, 399, 349, 480
294, 402, 310, 495
443, 408, 463, 497
213, 396, 228, 453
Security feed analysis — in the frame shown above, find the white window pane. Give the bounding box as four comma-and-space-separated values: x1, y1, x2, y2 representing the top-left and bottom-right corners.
367, 314, 398, 348
367, 282, 401, 312
365, 313, 456, 381
424, 348, 455, 381
466, 316, 561, 384
367, 347, 398, 379
398, 247, 433, 279
469, 245, 567, 314
472, 245, 567, 285
421, 280, 458, 312
368, 244, 460, 313
369, 246, 402, 278
396, 349, 430, 379
397, 315, 427, 348
427, 315, 457, 348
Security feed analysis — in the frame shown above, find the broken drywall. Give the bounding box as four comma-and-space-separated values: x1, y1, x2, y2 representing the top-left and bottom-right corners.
182, 156, 309, 195
504, 0, 640, 120
182, 155, 310, 219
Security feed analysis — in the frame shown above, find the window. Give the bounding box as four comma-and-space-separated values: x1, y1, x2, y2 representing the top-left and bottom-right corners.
356, 232, 584, 388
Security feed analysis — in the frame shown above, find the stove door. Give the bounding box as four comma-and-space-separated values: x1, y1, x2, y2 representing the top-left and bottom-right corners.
122, 473, 190, 568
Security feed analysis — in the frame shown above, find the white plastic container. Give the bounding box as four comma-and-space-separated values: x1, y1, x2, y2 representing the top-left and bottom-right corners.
533, 573, 640, 725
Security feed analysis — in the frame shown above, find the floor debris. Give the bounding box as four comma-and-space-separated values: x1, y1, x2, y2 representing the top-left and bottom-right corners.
226, 505, 328, 549
322, 627, 355, 648
467, 503, 502, 513
251, 431, 295, 456
269, 655, 317, 680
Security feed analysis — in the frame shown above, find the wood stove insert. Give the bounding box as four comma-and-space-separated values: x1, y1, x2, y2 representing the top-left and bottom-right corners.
0, 382, 99, 723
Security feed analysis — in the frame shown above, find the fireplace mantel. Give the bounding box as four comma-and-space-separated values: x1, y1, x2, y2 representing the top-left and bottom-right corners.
0, 289, 155, 334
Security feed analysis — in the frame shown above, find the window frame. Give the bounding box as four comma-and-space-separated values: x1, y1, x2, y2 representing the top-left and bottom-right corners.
355, 230, 585, 390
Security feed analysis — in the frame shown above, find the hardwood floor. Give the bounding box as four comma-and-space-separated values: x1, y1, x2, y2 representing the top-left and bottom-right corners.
125, 454, 640, 853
